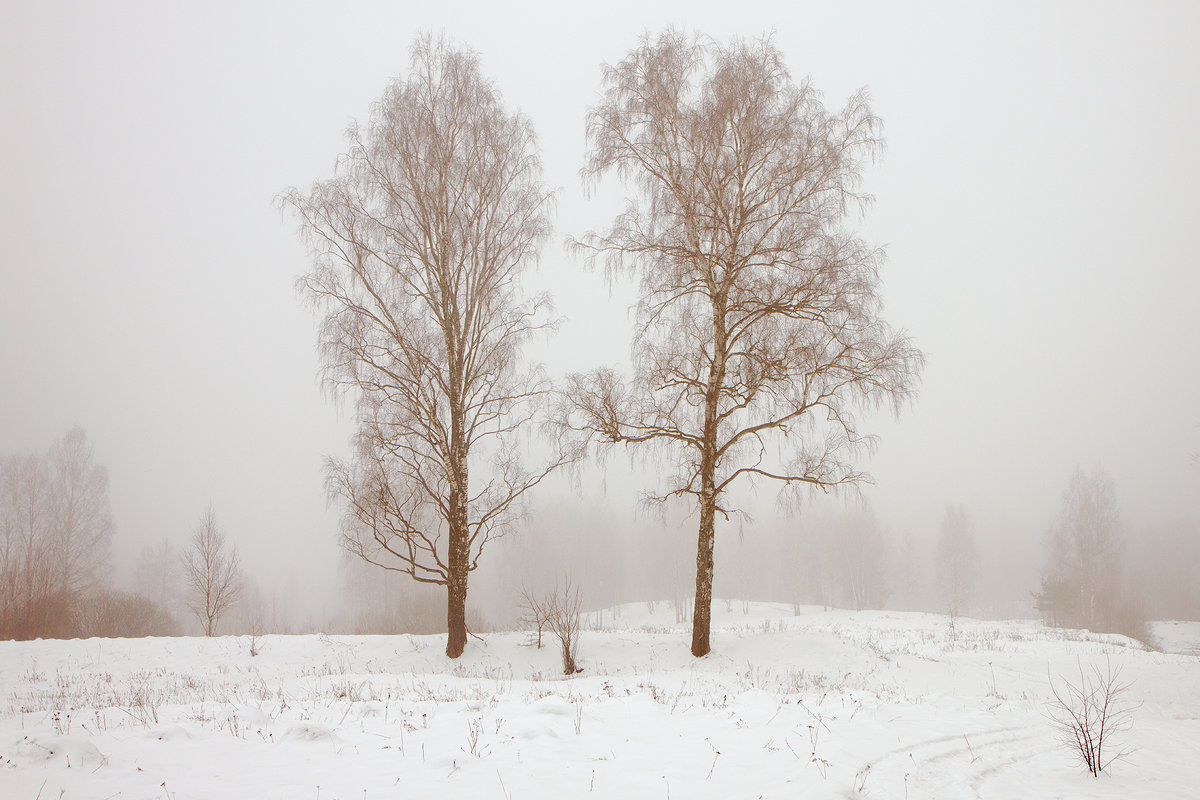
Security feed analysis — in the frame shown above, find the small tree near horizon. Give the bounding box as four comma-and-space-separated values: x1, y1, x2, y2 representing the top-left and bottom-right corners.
935, 504, 979, 618
132, 537, 180, 621
836, 509, 891, 611
545, 578, 583, 675
182, 509, 243, 637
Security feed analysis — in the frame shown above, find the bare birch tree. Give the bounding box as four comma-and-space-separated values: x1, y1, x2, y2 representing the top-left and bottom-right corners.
280, 35, 564, 658
562, 31, 922, 656
182, 509, 242, 637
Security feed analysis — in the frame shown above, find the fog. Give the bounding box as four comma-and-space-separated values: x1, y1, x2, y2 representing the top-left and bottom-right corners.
3, 1, 1198, 635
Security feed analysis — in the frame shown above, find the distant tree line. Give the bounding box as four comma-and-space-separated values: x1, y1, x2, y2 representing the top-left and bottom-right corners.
1031, 466, 1199, 640
1, 429, 249, 640
5, 430, 1194, 645
0, 427, 172, 638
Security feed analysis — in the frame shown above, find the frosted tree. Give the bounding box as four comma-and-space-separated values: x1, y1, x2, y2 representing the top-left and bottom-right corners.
805, 524, 837, 611
561, 30, 922, 656
182, 509, 243, 637
893, 529, 921, 611
281, 35, 568, 657
836, 509, 891, 611
1040, 467, 1124, 630
934, 504, 978, 618
46, 427, 114, 599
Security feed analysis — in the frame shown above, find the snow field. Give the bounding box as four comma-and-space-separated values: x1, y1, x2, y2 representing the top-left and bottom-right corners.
2, 604, 1199, 799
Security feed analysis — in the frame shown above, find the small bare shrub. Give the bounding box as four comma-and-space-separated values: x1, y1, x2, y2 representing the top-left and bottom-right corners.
545, 579, 583, 675
518, 584, 549, 649
248, 614, 264, 657
1046, 660, 1138, 775
463, 716, 488, 758
119, 673, 164, 726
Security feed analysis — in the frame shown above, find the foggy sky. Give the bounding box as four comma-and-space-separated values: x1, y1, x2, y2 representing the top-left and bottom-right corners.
3, 0, 1198, 609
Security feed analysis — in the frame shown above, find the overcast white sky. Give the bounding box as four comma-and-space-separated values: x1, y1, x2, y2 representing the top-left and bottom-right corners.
3, 0, 1198, 603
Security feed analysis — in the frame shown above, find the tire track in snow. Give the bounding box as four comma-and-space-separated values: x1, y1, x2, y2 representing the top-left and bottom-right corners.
864, 724, 1025, 767
858, 724, 1047, 798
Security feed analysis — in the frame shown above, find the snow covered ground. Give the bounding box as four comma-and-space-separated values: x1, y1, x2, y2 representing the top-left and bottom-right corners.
2, 604, 1198, 799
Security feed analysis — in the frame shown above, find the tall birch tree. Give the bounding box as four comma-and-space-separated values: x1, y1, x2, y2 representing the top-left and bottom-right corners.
281, 35, 561, 657
563, 31, 921, 656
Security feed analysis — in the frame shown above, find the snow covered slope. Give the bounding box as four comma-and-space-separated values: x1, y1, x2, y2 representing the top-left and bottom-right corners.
3, 603, 1198, 799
